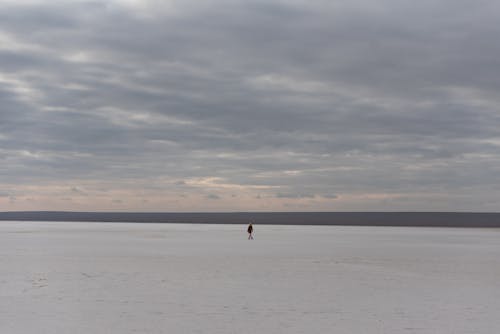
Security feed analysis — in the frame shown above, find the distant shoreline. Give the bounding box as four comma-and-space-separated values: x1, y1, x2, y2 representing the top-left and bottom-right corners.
1, 211, 500, 227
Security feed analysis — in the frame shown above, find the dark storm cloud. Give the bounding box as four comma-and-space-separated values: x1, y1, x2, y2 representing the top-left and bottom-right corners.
1, 0, 500, 210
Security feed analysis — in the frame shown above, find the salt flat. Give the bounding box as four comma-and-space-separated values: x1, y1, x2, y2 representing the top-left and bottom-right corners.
1, 222, 499, 333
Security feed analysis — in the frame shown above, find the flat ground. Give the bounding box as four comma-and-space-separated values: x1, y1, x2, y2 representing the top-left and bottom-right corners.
1, 222, 499, 333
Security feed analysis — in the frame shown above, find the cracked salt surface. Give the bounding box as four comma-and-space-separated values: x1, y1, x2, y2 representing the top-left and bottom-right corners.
1, 221, 499, 333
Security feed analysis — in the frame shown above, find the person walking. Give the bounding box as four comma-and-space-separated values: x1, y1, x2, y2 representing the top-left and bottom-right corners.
247, 223, 254, 240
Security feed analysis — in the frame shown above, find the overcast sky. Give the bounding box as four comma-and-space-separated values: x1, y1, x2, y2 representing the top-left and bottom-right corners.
1, 0, 500, 212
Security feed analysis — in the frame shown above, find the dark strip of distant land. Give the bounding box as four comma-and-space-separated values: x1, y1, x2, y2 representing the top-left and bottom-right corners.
1, 212, 500, 227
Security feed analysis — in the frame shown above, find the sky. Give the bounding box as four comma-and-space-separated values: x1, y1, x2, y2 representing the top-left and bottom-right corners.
1, 0, 500, 212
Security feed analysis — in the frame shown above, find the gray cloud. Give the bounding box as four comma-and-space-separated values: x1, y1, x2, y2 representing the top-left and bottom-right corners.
276, 193, 315, 199
1, 0, 500, 211
206, 194, 221, 200
71, 187, 87, 196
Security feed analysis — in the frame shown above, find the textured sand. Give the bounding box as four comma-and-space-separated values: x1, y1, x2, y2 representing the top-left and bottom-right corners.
1, 222, 499, 333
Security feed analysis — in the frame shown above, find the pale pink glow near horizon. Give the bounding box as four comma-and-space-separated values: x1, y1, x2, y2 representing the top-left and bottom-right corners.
0, 181, 466, 212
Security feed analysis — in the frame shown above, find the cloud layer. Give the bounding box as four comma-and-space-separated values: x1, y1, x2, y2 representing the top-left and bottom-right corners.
1, 0, 500, 211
